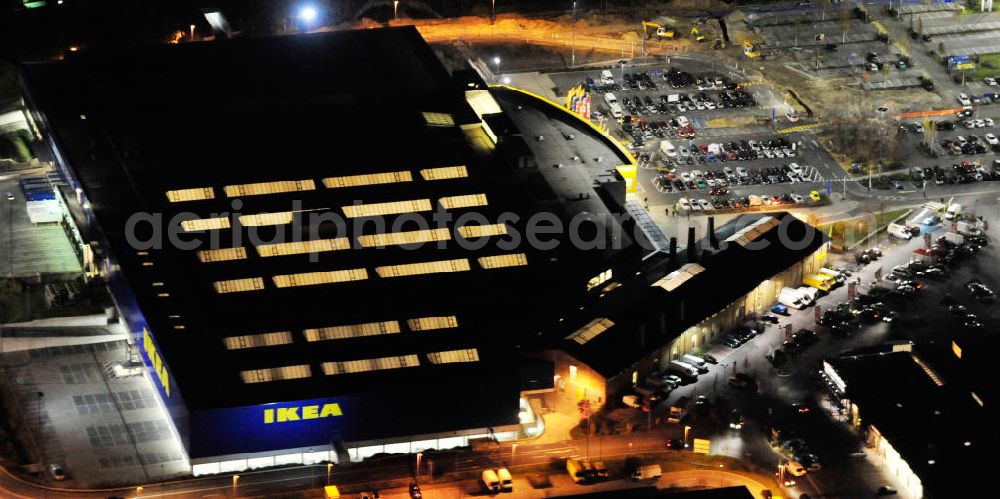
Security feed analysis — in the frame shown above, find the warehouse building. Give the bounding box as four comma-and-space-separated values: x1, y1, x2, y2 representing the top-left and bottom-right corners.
20, 27, 654, 474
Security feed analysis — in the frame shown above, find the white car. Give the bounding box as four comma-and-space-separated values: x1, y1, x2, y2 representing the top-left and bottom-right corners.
763, 149, 775, 159
697, 199, 713, 211
986, 133, 999, 145
707, 178, 718, 188
690, 198, 703, 211
705, 102, 716, 110
774, 149, 785, 158
790, 193, 805, 203
736, 166, 749, 177
912, 122, 924, 133
678, 197, 692, 211
691, 169, 704, 178
975, 119, 986, 128
723, 166, 734, 177
788, 162, 804, 175
785, 149, 797, 158
680, 172, 693, 182
964, 120, 976, 129
986, 77, 998, 86
956, 136, 968, 145
958, 93, 972, 106
695, 102, 706, 110
986, 118, 995, 127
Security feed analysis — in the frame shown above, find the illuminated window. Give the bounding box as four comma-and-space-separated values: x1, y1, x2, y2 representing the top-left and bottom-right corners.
458, 223, 508, 238
213, 277, 265, 294
240, 364, 311, 384
587, 269, 613, 291
419, 165, 467, 180
166, 187, 215, 203
375, 258, 470, 278
323, 171, 412, 189
223, 331, 294, 350
321, 355, 420, 375
256, 238, 350, 257
439, 193, 488, 209
342, 199, 432, 218
272, 268, 368, 288
238, 211, 295, 227
477, 253, 528, 269
156, 293, 170, 297
422, 112, 455, 127
181, 217, 231, 232
303, 321, 401, 342
358, 228, 451, 248
651, 263, 705, 292
565, 318, 615, 345
407, 316, 458, 331
427, 349, 479, 364
197, 247, 248, 263
223, 179, 316, 197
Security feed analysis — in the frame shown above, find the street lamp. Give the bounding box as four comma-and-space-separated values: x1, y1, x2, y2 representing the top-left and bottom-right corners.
326, 462, 333, 485
511, 443, 518, 466
136, 486, 144, 496
232, 474, 239, 494
493, 56, 501, 83
571, 1, 578, 68
394, 1, 399, 20
416, 451, 423, 477
684, 425, 692, 448
298, 6, 318, 24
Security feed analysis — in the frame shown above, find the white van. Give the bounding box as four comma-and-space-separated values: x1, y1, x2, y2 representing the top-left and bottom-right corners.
797, 286, 819, 305
600, 70, 614, 85
669, 360, 699, 378
887, 223, 913, 240
945, 203, 962, 221
497, 468, 513, 491
681, 354, 708, 373
605, 93, 624, 119
631, 464, 662, 480
661, 140, 677, 157
667, 93, 680, 103
779, 287, 806, 309
481, 469, 501, 493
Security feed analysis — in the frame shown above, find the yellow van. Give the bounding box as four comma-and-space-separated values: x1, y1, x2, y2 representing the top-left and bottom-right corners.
803, 274, 834, 292
567, 458, 594, 483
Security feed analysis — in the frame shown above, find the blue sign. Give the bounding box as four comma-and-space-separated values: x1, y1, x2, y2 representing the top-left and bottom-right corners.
827, 180, 832, 196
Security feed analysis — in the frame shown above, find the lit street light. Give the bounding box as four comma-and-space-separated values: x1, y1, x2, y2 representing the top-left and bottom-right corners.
571, 1, 577, 68
394, 1, 399, 20
416, 451, 423, 478
232, 474, 239, 494
684, 425, 692, 448
298, 5, 318, 24
189, 24, 196, 41
493, 56, 501, 83
511, 443, 518, 466
326, 462, 333, 485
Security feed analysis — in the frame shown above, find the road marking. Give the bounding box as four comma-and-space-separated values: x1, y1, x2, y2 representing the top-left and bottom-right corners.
776, 123, 819, 134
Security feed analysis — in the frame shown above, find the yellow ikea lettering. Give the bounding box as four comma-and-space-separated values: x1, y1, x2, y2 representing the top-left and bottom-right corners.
263, 403, 343, 424
142, 328, 171, 397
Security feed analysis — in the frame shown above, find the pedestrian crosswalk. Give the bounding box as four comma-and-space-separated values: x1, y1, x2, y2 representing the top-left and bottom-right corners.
776, 123, 819, 134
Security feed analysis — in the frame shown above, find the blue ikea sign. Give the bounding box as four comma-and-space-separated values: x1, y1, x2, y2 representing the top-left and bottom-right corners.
189, 397, 356, 458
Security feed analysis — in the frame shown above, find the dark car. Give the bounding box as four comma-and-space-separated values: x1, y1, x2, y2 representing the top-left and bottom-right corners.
702, 354, 718, 364
408, 483, 423, 498
877, 486, 898, 496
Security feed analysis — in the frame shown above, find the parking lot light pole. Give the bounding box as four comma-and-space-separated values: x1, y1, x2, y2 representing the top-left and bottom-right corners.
571, 1, 577, 68
511, 443, 518, 466
493, 56, 501, 83
394, 0, 399, 20
326, 462, 333, 485
684, 425, 692, 448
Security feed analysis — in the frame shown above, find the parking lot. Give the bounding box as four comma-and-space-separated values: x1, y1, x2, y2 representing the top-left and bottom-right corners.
0, 173, 81, 278
1, 340, 188, 487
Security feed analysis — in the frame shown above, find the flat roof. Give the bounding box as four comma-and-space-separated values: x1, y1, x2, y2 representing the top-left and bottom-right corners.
22, 27, 648, 423
827, 343, 991, 497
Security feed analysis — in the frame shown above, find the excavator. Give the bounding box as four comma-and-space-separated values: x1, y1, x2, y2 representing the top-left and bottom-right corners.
743, 39, 760, 59
642, 20, 675, 40
690, 25, 706, 43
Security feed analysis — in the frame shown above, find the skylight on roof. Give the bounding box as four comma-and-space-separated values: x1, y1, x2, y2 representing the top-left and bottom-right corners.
197, 247, 248, 263
321, 355, 420, 376
439, 193, 488, 210
477, 253, 528, 269
240, 364, 312, 384
422, 112, 455, 127
213, 277, 265, 294
256, 238, 350, 257
342, 199, 433, 218
375, 258, 470, 278
166, 187, 215, 203
223, 331, 294, 350
323, 171, 412, 189
725, 216, 781, 247
457, 223, 508, 238
181, 217, 231, 232
223, 179, 316, 197
407, 316, 458, 331
652, 263, 706, 292
358, 228, 451, 248
238, 211, 296, 227
565, 318, 615, 345
303, 321, 401, 342
272, 268, 368, 288
427, 348, 480, 364
420, 166, 468, 181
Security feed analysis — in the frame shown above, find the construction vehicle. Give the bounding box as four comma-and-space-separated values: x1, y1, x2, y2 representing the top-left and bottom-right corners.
710, 39, 726, 50
691, 25, 706, 43
743, 39, 760, 59
642, 21, 676, 40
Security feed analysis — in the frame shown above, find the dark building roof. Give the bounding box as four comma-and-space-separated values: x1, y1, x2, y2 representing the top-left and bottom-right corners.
21, 26, 649, 437
827, 343, 991, 498
556, 212, 828, 378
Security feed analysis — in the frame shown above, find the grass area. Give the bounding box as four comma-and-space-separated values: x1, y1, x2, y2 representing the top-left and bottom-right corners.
972, 53, 1000, 81
818, 209, 910, 251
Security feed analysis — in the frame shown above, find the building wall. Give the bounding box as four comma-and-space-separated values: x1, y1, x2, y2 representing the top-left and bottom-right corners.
868, 424, 924, 499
